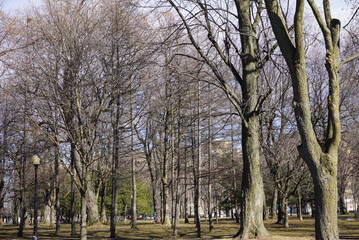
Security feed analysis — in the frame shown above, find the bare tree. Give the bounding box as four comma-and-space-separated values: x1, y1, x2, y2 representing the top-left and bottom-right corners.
264, 0, 359, 238
163, 0, 272, 237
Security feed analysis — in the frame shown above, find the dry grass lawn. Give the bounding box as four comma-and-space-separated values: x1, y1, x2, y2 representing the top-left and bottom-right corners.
0, 215, 358, 239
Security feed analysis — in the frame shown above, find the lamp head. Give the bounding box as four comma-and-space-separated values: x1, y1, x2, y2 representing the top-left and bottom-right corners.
32, 155, 40, 166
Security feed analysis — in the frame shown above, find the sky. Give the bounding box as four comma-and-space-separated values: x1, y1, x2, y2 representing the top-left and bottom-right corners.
2, 0, 40, 12
1, 0, 354, 23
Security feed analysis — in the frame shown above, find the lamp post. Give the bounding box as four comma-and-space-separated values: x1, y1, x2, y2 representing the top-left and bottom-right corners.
32, 155, 40, 240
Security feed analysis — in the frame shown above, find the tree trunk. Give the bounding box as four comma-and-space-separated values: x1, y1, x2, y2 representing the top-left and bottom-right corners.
233, 1, 268, 238
17, 163, 26, 237
235, 114, 268, 238
264, 1, 343, 239
208, 103, 213, 232
184, 143, 189, 224
194, 81, 201, 238
161, 80, 172, 226
297, 191, 303, 220
271, 189, 278, 219
173, 99, 182, 236
311, 154, 338, 240
110, 94, 120, 237
338, 190, 347, 214
80, 190, 88, 240
70, 143, 76, 236
284, 198, 289, 228
276, 196, 284, 224
55, 144, 61, 234
130, 79, 137, 229
231, 115, 239, 224
86, 182, 99, 225
100, 185, 107, 224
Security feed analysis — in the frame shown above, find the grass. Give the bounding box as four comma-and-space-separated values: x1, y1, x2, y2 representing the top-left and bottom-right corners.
0, 215, 358, 239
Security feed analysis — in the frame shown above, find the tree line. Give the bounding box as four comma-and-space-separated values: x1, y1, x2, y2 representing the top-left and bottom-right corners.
0, 0, 358, 240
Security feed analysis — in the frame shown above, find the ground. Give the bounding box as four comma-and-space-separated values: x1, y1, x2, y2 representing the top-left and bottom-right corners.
0, 215, 358, 239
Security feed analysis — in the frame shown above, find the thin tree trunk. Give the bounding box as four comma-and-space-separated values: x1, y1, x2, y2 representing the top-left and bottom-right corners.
110, 93, 120, 237
271, 188, 278, 219
231, 114, 239, 223
173, 98, 182, 236
208, 87, 213, 232
194, 81, 201, 237
17, 157, 26, 237
161, 80, 172, 226
131, 79, 137, 229
55, 143, 61, 234
70, 143, 76, 236
184, 143, 189, 224
297, 190, 303, 220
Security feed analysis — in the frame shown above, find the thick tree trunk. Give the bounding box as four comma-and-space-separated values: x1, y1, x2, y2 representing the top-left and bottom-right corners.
276, 196, 284, 224
80, 190, 88, 240
43, 202, 55, 225
265, 1, 342, 239
235, 117, 268, 238
86, 183, 99, 225
234, 1, 268, 238
311, 154, 338, 240
161, 173, 171, 226
100, 185, 107, 224
283, 198, 289, 228
271, 189, 278, 219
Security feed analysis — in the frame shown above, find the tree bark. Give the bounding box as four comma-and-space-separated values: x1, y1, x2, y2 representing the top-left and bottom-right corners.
167, 0, 269, 237
194, 81, 201, 238
297, 191, 303, 221
264, 0, 343, 239
271, 189, 278, 219
161, 80, 172, 226
235, 116, 268, 238
234, 1, 268, 237
100, 185, 107, 224
184, 144, 189, 224
55, 143, 61, 234
208, 94, 213, 232
80, 189, 88, 240
130, 77, 137, 229
70, 144, 76, 236
86, 181, 99, 225
110, 93, 120, 237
